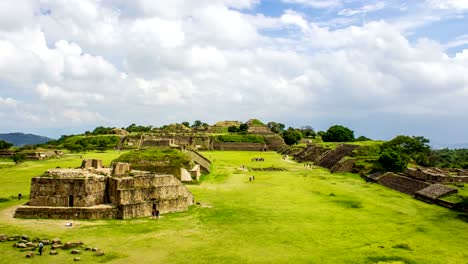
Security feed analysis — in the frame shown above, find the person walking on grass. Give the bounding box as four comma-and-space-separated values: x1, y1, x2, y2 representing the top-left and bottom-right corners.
38, 241, 44, 256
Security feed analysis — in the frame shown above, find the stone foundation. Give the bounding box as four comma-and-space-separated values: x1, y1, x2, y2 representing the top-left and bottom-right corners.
14, 205, 118, 219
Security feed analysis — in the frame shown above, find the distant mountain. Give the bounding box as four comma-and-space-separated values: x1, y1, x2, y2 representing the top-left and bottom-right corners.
0, 133, 55, 147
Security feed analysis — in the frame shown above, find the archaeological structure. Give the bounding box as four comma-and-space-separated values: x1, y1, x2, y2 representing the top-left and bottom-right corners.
15, 159, 194, 220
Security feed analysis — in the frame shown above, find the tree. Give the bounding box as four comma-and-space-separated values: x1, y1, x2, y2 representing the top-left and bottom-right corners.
239, 123, 248, 132
300, 126, 316, 138
228, 126, 239, 133
380, 135, 430, 159
11, 153, 26, 164
192, 120, 202, 128
322, 125, 355, 142
182, 121, 190, 127
378, 149, 408, 172
282, 128, 303, 145
0, 140, 13, 150
267, 122, 285, 134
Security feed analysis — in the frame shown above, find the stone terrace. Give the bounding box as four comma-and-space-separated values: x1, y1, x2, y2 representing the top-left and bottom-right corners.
377, 173, 430, 196
415, 184, 458, 201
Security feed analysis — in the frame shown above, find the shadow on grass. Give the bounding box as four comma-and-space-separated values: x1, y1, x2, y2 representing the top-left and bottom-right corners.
332, 199, 363, 209
367, 255, 417, 264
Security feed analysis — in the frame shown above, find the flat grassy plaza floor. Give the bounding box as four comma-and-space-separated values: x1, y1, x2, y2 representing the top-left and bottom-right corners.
0, 151, 468, 263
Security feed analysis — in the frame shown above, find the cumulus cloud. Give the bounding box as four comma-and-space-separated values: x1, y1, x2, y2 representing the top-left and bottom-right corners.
0, 0, 467, 143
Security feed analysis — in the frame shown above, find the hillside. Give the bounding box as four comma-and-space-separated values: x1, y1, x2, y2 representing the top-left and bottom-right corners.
0, 132, 54, 146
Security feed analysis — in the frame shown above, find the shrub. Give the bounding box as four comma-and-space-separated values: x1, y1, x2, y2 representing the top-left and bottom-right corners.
378, 149, 408, 172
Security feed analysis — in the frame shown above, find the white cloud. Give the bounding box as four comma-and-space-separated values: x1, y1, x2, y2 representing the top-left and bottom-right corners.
338, 2, 386, 16
426, 0, 468, 11
282, 0, 341, 9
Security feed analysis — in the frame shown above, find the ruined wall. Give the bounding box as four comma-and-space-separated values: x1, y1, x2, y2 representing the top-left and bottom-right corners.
141, 139, 173, 148
405, 168, 468, 183
263, 135, 286, 150
108, 174, 193, 219
185, 150, 211, 173
213, 142, 267, 151
14, 205, 118, 219
377, 173, 430, 195
29, 176, 107, 207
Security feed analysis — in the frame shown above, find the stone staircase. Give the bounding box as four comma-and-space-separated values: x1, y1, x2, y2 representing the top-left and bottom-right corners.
315, 144, 359, 170
377, 173, 430, 195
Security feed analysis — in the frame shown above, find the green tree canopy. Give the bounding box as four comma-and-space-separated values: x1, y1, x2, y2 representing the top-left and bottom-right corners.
267, 122, 285, 134
322, 125, 355, 142
282, 128, 303, 145
11, 153, 26, 164
0, 140, 13, 150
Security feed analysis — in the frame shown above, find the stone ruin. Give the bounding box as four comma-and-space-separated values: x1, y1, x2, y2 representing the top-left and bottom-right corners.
405, 167, 468, 183
15, 159, 194, 220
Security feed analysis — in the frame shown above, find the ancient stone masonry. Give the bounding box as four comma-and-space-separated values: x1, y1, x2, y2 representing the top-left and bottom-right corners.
0, 150, 63, 160
15, 159, 194, 220
414, 184, 458, 202
212, 142, 268, 151
376, 173, 430, 196
405, 167, 468, 183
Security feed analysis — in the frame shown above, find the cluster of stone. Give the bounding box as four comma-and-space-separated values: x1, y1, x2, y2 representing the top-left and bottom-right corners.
0, 234, 104, 259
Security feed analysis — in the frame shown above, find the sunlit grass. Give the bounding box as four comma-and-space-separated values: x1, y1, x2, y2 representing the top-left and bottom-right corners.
0, 151, 467, 263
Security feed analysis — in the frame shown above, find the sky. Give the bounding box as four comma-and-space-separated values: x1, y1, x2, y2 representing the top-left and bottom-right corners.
0, 0, 468, 146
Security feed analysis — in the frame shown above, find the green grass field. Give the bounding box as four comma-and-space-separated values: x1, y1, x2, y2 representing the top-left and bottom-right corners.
1, 151, 468, 263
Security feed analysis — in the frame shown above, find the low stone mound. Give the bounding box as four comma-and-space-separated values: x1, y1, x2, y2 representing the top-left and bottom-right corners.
250, 167, 287, 171
415, 184, 458, 201
316, 144, 359, 170
377, 173, 430, 195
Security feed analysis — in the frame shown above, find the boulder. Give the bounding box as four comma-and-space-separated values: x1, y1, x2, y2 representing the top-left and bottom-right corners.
63, 242, 81, 249
71, 249, 81, 254
16, 242, 27, 248
21, 235, 29, 241
50, 250, 58, 255
7, 237, 16, 241
85, 246, 92, 251
25, 252, 34, 258
52, 238, 61, 244
41, 239, 51, 245
25, 242, 37, 248
51, 244, 63, 249
95, 251, 105, 256
74, 257, 81, 261
0, 234, 8, 241
12, 234, 20, 240
92, 248, 99, 252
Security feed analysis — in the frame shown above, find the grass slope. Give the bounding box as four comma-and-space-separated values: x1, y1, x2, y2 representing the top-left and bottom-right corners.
0, 151, 467, 263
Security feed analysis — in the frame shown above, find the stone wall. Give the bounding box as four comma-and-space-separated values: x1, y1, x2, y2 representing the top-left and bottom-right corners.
29, 176, 107, 207
185, 149, 211, 173
107, 174, 193, 219
405, 168, 468, 183
213, 142, 267, 151
141, 139, 173, 148
14, 205, 118, 219
377, 173, 430, 195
